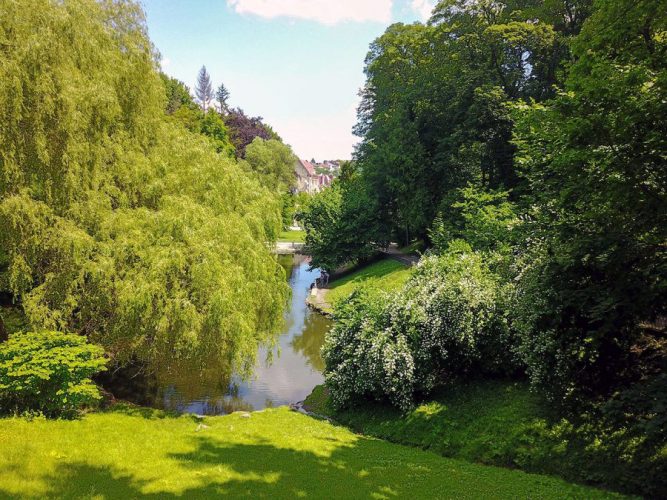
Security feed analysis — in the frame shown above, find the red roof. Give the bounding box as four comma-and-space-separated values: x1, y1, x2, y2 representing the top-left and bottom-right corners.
298, 158, 316, 176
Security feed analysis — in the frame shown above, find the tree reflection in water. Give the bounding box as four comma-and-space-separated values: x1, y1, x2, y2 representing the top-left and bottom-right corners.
103, 254, 331, 414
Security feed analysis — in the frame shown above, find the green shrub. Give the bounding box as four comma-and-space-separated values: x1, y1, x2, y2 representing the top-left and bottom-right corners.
0, 331, 107, 417
323, 289, 416, 411
323, 248, 518, 411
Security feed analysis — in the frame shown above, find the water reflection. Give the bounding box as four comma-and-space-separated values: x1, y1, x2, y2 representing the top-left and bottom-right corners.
106, 254, 331, 415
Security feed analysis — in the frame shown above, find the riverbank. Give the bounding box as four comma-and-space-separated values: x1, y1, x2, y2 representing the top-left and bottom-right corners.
307, 258, 414, 315
0, 405, 623, 498
303, 380, 663, 498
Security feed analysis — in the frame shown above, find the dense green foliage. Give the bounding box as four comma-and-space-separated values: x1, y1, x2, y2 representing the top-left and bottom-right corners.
323, 250, 513, 411
306, 379, 665, 497
161, 74, 236, 156
302, 170, 386, 271
510, 0, 667, 403
0, 331, 106, 417
0, 407, 620, 498
242, 137, 296, 191
310, 0, 666, 418
0, 0, 288, 375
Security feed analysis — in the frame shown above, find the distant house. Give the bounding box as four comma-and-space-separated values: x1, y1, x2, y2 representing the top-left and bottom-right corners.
294, 158, 317, 194
294, 158, 336, 193
317, 174, 333, 189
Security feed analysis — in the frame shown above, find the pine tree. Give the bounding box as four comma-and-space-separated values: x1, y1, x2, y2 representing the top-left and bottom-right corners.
216, 83, 230, 113
195, 65, 213, 111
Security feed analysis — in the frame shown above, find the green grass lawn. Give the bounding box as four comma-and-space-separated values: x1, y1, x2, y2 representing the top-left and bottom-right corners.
325, 259, 413, 309
304, 380, 548, 462
0, 406, 621, 498
278, 230, 306, 243
398, 240, 425, 255
304, 380, 657, 497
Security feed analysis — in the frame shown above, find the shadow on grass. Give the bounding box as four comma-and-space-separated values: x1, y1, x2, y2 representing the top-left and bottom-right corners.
104, 402, 186, 420
0, 438, 412, 498
316, 379, 665, 497
0, 428, 613, 499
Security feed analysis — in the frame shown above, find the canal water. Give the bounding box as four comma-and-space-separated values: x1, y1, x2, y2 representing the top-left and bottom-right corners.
105, 254, 331, 415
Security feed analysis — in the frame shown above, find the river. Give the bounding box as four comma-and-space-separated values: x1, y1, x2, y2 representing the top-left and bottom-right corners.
104, 254, 331, 415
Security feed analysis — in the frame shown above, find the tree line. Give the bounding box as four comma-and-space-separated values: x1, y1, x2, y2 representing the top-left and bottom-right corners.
304, 1, 665, 492
0, 0, 297, 381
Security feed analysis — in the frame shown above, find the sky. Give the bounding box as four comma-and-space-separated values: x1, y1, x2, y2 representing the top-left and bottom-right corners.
141, 0, 435, 160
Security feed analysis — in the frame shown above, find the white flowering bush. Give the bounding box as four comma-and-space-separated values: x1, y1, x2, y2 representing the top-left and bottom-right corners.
322, 289, 416, 411
404, 249, 516, 388
323, 244, 518, 411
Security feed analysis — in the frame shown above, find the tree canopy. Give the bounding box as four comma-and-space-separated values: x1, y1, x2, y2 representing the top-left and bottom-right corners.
307, 0, 666, 413
0, 0, 289, 374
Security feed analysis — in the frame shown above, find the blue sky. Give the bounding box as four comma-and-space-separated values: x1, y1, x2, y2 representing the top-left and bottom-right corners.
141, 0, 435, 160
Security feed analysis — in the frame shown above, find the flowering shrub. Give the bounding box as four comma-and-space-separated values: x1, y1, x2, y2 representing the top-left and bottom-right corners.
404, 249, 517, 388
0, 331, 107, 418
323, 247, 518, 411
322, 290, 415, 411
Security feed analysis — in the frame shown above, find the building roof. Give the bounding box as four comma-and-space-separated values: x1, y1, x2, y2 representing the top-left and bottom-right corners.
298, 158, 316, 176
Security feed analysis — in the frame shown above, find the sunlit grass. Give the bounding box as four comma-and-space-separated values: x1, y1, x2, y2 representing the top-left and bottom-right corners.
305, 380, 648, 498
326, 259, 413, 308
278, 230, 306, 243
0, 406, 621, 498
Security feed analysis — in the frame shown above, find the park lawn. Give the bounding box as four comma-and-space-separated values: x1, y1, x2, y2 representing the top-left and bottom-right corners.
325, 259, 413, 309
0, 406, 622, 499
304, 380, 656, 498
278, 230, 306, 243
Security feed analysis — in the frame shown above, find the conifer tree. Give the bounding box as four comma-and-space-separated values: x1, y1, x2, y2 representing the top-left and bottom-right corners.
195, 65, 213, 111
216, 83, 230, 113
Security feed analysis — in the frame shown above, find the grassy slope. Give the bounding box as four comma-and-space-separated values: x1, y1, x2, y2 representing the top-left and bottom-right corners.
278, 230, 306, 243
326, 259, 412, 307
305, 380, 660, 497
0, 406, 620, 498
305, 380, 548, 463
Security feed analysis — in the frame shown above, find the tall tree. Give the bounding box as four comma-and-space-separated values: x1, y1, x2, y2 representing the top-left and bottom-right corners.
216, 83, 230, 113
224, 107, 280, 157
0, 0, 288, 376
195, 65, 213, 111
242, 138, 296, 191
352, 0, 588, 244
513, 0, 667, 402
160, 73, 195, 114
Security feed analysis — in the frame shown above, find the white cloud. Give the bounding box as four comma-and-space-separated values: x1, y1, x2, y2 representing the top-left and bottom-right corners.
411, 0, 435, 21
227, 0, 393, 25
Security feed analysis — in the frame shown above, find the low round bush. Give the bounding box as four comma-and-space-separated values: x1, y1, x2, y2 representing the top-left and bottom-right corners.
0, 330, 107, 417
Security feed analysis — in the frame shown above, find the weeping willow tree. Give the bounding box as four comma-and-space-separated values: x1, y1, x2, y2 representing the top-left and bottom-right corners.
0, 0, 289, 375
